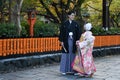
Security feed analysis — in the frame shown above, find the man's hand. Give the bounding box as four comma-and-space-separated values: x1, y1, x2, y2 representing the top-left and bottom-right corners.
60, 42, 67, 52
60, 42, 64, 46
76, 40, 80, 47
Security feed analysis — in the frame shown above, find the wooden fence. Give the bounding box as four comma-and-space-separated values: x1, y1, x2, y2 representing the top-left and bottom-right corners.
94, 35, 120, 47
0, 35, 120, 57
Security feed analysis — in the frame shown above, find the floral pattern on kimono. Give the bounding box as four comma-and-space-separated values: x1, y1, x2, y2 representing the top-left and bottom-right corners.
72, 31, 96, 76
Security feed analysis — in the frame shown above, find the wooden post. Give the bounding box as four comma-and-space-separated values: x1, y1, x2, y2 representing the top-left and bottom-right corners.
27, 8, 36, 37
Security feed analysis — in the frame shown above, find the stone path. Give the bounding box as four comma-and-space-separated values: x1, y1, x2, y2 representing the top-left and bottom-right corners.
0, 55, 120, 80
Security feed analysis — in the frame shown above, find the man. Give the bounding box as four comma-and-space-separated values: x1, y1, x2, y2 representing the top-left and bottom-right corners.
59, 10, 82, 75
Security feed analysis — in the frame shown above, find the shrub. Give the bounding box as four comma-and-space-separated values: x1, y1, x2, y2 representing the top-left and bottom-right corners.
34, 21, 59, 37
0, 22, 28, 38
21, 21, 29, 37
0, 23, 18, 38
107, 27, 120, 35
91, 26, 120, 35
21, 20, 59, 37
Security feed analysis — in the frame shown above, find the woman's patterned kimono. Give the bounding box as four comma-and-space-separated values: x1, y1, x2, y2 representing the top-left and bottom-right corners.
72, 31, 96, 77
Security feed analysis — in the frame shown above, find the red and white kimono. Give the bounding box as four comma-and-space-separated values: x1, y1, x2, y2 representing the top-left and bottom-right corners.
72, 31, 96, 77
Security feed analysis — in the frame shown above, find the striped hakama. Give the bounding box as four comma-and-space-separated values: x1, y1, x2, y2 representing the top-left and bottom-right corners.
60, 37, 76, 73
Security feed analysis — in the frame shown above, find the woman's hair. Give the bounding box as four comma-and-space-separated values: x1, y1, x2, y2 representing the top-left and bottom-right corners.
67, 10, 75, 15
84, 23, 92, 31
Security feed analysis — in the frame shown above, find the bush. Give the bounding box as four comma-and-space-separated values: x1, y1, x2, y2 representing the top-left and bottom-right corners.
91, 27, 107, 35
0, 22, 28, 38
0, 23, 18, 38
107, 27, 120, 35
34, 21, 59, 37
20, 25, 28, 37
0, 21, 119, 38
21, 21, 29, 37
21, 20, 59, 37
91, 26, 120, 35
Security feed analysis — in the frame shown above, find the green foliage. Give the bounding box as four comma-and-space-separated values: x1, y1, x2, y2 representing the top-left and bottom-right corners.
0, 22, 28, 38
21, 20, 59, 37
82, 0, 120, 28
34, 21, 59, 37
91, 26, 120, 35
107, 27, 120, 35
0, 22, 120, 38
0, 23, 18, 38
91, 27, 107, 35
20, 26, 28, 37
21, 20, 29, 37
22, 0, 38, 11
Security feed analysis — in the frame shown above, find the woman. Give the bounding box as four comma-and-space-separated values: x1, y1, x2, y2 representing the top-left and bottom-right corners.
59, 11, 82, 75
72, 23, 96, 77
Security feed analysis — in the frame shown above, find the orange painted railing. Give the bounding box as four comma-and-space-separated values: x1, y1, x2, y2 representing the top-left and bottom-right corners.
0, 35, 120, 56
94, 35, 120, 47
0, 37, 61, 56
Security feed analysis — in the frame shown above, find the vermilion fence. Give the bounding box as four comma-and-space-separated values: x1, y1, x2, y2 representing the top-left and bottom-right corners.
0, 37, 61, 56
94, 35, 120, 47
0, 35, 120, 57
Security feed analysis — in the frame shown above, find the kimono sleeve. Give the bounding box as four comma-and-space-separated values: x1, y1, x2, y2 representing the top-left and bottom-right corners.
79, 35, 95, 49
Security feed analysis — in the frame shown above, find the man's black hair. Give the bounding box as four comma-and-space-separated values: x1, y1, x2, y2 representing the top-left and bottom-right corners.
67, 10, 75, 15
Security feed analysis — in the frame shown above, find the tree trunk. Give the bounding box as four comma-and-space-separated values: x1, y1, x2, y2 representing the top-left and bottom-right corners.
102, 0, 109, 30
74, 0, 85, 30
13, 0, 23, 36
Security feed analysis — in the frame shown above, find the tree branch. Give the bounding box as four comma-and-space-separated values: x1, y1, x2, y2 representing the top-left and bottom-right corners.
39, 0, 59, 23
86, 4, 102, 12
